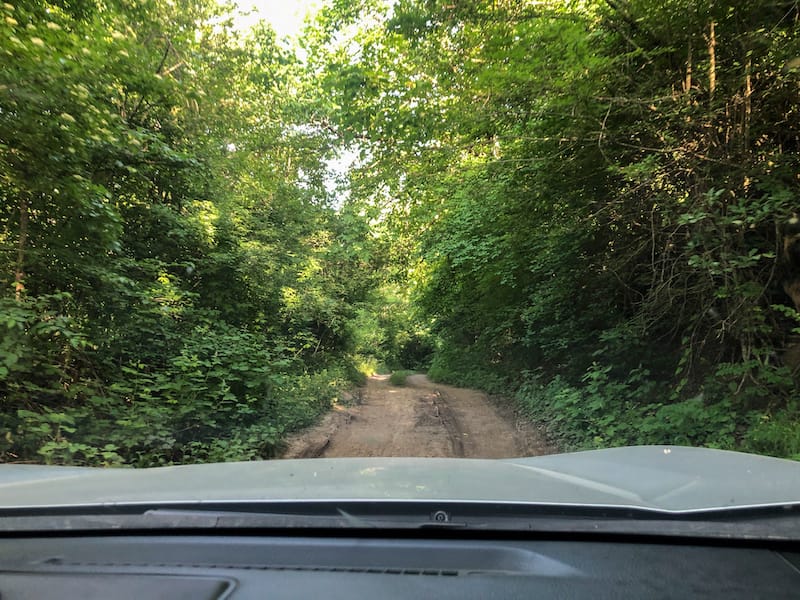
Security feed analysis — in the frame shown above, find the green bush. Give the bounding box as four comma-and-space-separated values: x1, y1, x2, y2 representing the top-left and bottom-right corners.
2, 306, 354, 466
635, 398, 737, 449
743, 410, 800, 460
427, 346, 510, 394
516, 363, 740, 452
389, 370, 414, 386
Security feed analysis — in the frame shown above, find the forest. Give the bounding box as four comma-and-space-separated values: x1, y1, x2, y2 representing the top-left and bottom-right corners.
1, 0, 799, 466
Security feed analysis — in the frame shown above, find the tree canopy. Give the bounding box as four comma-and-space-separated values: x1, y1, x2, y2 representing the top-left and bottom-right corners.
311, 0, 800, 457
2, 0, 799, 464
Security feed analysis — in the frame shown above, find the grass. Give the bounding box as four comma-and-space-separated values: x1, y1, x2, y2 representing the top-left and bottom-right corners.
389, 370, 414, 386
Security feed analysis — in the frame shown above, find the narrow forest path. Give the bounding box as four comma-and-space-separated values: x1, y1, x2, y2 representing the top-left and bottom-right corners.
281, 374, 555, 459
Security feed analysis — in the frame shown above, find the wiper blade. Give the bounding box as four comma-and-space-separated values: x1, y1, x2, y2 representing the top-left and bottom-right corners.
2, 501, 800, 540
0, 509, 347, 532
0, 506, 470, 532
143, 507, 472, 530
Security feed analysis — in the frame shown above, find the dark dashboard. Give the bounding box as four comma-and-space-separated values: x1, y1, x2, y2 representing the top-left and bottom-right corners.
1, 531, 799, 599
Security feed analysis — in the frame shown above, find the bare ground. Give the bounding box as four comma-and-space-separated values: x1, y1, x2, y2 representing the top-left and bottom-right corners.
281, 374, 556, 459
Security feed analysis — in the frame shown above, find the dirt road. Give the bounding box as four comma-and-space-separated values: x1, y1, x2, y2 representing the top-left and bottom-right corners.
281, 374, 554, 459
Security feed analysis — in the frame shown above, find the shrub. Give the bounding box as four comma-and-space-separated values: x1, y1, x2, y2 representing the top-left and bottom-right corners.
427, 346, 509, 393
389, 370, 414, 386
743, 409, 800, 460
516, 363, 740, 453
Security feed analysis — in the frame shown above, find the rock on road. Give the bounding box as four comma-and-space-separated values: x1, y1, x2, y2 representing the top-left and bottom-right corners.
281, 374, 554, 459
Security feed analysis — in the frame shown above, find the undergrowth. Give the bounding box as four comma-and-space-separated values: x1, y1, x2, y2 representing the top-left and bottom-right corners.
515, 364, 800, 460
389, 370, 414, 386
426, 345, 800, 461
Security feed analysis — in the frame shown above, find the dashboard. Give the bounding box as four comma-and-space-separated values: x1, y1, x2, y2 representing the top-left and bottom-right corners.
1, 531, 799, 598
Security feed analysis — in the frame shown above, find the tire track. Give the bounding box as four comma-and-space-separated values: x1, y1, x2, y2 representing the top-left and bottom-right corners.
281, 374, 554, 459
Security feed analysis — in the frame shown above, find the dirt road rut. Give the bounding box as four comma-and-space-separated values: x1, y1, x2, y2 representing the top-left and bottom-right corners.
282, 374, 553, 459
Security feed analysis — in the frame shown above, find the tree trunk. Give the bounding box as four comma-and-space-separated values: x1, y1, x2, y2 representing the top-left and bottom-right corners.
743, 57, 752, 151
684, 40, 692, 95
14, 195, 28, 302
781, 222, 800, 371
707, 21, 716, 100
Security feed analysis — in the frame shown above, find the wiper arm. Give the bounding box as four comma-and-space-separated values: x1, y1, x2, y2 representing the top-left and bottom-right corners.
3, 502, 800, 540
144, 508, 472, 530
0, 509, 454, 532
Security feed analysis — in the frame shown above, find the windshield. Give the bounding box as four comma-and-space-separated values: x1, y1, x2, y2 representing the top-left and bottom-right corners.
1, 0, 798, 519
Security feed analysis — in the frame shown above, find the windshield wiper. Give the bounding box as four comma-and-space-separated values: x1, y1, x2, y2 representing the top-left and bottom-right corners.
2, 501, 800, 540
0, 509, 467, 533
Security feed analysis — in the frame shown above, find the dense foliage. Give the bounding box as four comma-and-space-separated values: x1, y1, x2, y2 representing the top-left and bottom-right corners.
0, 0, 377, 465
3, 0, 799, 465
314, 0, 800, 458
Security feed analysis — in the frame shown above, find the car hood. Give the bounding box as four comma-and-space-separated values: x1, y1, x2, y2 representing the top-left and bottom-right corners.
2, 446, 799, 514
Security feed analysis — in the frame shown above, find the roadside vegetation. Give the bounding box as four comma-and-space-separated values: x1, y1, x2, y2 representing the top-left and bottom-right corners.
2, 0, 799, 465
313, 0, 800, 459
0, 0, 378, 465
388, 370, 414, 386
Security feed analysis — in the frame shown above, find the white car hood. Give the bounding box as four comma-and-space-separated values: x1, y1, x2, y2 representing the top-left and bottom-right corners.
1, 446, 799, 513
